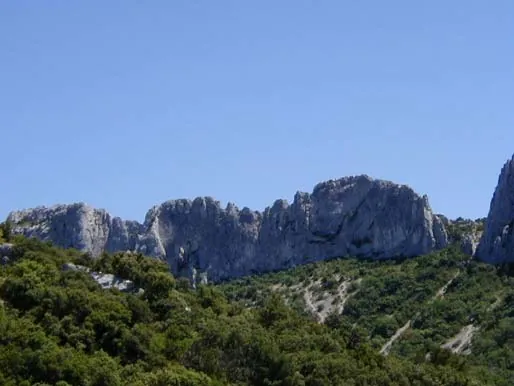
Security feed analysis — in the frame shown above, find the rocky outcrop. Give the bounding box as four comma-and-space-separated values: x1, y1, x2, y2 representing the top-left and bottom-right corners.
441, 216, 484, 256
62, 263, 140, 293
7, 203, 143, 256
477, 155, 514, 263
7, 175, 448, 282
441, 324, 479, 355
461, 232, 482, 256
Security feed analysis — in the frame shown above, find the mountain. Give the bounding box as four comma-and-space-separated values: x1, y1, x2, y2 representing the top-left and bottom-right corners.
477, 155, 514, 263
4, 160, 514, 384
6, 175, 448, 282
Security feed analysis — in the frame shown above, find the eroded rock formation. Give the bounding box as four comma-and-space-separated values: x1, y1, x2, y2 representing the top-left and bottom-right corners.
477, 155, 514, 263
7, 175, 448, 281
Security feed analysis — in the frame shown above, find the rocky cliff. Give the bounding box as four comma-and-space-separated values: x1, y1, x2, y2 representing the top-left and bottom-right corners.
477, 155, 514, 263
7, 175, 448, 282
438, 215, 484, 257
7, 203, 143, 257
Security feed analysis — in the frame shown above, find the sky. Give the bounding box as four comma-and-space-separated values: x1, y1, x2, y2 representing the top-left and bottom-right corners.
1, 1, 513, 222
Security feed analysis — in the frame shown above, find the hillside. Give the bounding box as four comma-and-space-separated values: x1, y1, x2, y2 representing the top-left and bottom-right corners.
0, 234, 510, 385
220, 246, 514, 384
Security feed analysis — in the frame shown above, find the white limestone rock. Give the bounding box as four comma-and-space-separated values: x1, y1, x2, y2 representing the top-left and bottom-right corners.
477, 155, 514, 263
461, 232, 482, 257
7, 175, 448, 282
62, 262, 138, 293
7, 203, 142, 256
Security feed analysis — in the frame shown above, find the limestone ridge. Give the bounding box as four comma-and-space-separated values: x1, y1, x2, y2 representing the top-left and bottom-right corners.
7, 175, 448, 282
7, 203, 143, 257
477, 155, 514, 263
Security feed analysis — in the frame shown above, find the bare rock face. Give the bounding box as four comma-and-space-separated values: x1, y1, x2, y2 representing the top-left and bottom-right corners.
138, 197, 262, 280
441, 216, 484, 257
7, 203, 143, 256
461, 232, 482, 257
477, 155, 514, 263
7, 175, 448, 282
62, 263, 140, 293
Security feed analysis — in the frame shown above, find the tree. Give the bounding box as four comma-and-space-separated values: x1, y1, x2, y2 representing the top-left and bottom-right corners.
0, 221, 12, 242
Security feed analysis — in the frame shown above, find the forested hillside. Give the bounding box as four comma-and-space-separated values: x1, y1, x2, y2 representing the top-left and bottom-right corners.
1, 231, 511, 385
221, 247, 514, 384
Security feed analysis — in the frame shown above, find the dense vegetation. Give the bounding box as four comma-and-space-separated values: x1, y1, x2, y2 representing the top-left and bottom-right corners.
0, 220, 12, 242
1, 231, 509, 385
221, 247, 514, 385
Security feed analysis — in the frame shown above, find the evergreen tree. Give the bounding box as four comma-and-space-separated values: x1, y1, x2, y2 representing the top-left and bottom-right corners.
0, 221, 12, 242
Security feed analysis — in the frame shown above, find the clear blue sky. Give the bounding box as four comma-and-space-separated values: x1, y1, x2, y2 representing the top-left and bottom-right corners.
1, 1, 513, 221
